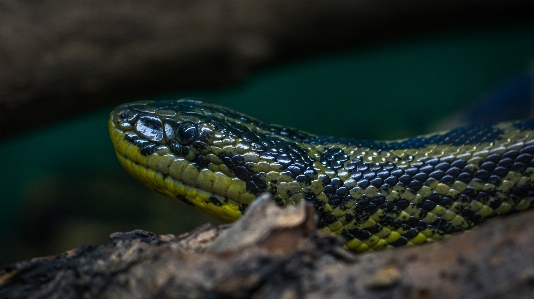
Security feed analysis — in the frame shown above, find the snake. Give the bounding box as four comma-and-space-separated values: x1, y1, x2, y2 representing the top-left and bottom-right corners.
109, 99, 534, 252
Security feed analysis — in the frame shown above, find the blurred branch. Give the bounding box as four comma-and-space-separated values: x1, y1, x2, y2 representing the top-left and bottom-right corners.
1, 0, 533, 137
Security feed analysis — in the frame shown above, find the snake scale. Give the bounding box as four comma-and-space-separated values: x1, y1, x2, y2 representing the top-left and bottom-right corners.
109, 99, 534, 252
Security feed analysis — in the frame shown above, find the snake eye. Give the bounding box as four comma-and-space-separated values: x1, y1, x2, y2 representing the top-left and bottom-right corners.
135, 115, 164, 143
177, 121, 198, 145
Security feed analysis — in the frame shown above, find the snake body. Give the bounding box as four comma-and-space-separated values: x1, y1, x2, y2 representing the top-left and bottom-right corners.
109, 99, 534, 252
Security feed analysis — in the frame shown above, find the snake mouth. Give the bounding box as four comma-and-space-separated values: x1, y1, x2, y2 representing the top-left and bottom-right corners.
108, 100, 259, 223
112, 149, 244, 223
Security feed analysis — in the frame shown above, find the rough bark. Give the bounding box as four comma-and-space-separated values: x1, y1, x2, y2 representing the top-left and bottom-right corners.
1, 0, 534, 138
1, 193, 533, 299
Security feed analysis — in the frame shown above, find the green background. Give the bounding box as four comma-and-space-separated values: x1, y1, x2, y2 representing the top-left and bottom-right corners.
1, 26, 534, 264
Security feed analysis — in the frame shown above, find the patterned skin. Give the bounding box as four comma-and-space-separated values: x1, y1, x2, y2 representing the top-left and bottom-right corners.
109, 99, 534, 252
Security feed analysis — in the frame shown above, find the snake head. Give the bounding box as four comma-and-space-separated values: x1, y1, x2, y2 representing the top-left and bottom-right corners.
109, 99, 317, 222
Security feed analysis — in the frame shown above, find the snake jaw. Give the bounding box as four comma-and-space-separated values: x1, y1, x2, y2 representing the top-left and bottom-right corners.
110, 99, 534, 253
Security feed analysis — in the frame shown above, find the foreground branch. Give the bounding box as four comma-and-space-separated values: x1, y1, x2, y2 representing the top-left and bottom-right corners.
1, 193, 533, 298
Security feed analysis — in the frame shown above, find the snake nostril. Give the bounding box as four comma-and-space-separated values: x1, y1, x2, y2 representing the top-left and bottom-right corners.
115, 109, 139, 130
119, 109, 139, 123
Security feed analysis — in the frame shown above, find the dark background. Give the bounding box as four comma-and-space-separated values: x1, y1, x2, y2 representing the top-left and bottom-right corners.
1, 1, 534, 264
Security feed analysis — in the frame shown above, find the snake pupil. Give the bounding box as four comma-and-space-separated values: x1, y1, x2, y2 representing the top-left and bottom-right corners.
177, 121, 198, 145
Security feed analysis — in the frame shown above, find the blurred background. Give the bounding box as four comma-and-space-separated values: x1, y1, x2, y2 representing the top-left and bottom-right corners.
1, 1, 534, 264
